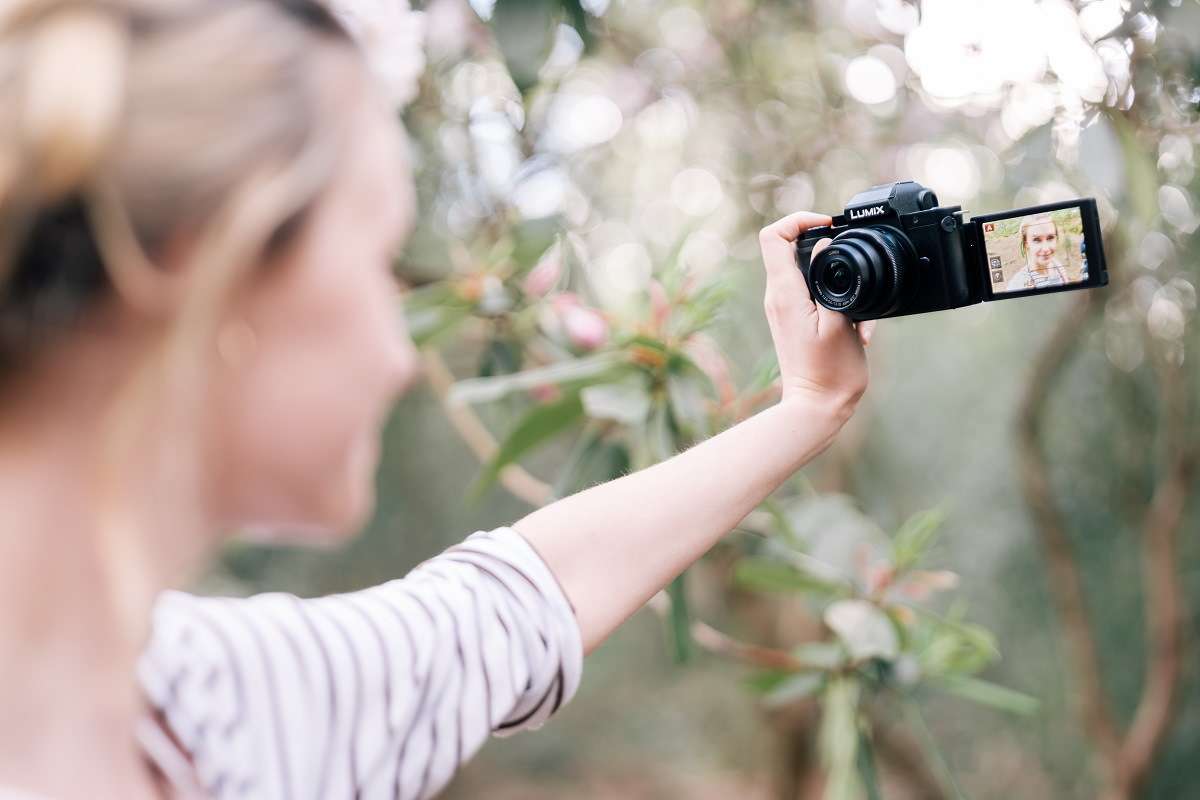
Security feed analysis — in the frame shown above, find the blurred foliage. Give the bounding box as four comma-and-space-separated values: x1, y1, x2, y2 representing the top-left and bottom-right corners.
736, 504, 1037, 797
218, 0, 1200, 797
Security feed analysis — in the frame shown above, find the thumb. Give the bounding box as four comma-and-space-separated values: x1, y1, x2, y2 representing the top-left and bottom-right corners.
857, 320, 877, 347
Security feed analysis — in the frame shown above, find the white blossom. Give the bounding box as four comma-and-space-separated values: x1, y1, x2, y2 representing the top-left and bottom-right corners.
327, 0, 426, 108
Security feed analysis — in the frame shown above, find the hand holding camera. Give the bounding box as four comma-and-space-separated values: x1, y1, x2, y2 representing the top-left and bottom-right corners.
795, 181, 1109, 321
758, 212, 875, 419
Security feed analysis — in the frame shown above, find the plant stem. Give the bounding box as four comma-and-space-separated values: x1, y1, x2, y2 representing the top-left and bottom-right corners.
903, 700, 968, 800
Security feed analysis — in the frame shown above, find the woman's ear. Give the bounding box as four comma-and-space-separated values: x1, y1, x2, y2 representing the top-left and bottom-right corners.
88, 182, 194, 319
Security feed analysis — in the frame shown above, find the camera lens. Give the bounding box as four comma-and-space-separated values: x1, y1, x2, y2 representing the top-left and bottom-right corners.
825, 260, 854, 295
807, 226, 916, 318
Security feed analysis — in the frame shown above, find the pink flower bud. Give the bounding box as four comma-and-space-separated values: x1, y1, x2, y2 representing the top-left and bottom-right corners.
529, 384, 562, 404
542, 293, 609, 350
865, 561, 896, 596
549, 291, 581, 312
562, 305, 609, 350
522, 244, 562, 298
549, 294, 608, 350
649, 279, 671, 332
684, 333, 736, 406
896, 570, 960, 602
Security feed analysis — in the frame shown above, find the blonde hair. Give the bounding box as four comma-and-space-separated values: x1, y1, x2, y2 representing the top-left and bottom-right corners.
1018, 212, 1061, 263
0, 0, 373, 633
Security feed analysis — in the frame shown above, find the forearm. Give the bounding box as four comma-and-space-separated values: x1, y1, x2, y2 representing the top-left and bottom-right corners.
513, 397, 848, 654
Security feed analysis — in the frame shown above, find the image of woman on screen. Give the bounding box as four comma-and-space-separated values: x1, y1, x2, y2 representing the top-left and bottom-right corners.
1004, 212, 1069, 292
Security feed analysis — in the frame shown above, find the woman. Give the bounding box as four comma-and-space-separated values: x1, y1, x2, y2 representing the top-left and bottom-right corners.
0, 0, 873, 797
1004, 212, 1069, 292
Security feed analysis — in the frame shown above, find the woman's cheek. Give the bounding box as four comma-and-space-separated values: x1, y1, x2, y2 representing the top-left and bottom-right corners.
362, 273, 420, 401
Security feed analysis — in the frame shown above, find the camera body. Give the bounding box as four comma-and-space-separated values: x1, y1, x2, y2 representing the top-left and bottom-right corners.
795, 181, 1108, 322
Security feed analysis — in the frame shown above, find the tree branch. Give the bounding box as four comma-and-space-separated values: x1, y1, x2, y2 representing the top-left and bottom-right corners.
645, 590, 814, 671
1116, 357, 1195, 797
1015, 292, 1124, 774
1018, 291, 1196, 798
420, 348, 554, 507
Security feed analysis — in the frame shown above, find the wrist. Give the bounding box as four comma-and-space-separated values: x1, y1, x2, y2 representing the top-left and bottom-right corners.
777, 390, 858, 432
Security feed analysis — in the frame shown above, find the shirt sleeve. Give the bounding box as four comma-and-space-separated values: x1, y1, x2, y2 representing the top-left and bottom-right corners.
138, 527, 584, 800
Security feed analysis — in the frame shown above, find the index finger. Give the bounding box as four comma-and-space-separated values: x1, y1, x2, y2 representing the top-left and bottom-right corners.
758, 212, 832, 280
760, 211, 833, 243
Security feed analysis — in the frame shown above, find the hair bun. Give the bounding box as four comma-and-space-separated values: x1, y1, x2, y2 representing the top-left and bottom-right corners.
11, 1, 130, 204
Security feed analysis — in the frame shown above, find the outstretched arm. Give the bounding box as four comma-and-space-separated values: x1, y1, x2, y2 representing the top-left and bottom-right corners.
139, 213, 874, 799
514, 212, 876, 654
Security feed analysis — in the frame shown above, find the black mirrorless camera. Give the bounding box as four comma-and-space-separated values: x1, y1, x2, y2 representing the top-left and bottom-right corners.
796, 181, 1109, 321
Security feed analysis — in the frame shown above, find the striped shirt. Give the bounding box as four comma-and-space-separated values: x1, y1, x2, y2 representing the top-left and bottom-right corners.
136, 527, 583, 799
1004, 260, 1068, 292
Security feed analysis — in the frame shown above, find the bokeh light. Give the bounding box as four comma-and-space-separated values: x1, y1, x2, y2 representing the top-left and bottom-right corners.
844, 54, 897, 104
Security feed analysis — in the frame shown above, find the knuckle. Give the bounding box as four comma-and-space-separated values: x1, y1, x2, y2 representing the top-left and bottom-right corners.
758, 226, 776, 246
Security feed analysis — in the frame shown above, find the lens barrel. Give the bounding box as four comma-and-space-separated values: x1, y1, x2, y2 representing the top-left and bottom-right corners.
808, 226, 915, 318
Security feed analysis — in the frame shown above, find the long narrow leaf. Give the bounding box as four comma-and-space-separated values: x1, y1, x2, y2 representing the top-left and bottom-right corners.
762, 671, 824, 708
819, 676, 863, 800
903, 700, 968, 800
932, 675, 1040, 716
891, 507, 947, 571
581, 374, 652, 424
450, 352, 628, 405
406, 304, 471, 347
667, 574, 691, 663
734, 557, 851, 597
856, 728, 883, 800
470, 393, 585, 498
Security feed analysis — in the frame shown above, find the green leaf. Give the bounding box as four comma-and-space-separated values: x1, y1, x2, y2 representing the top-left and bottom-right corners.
580, 374, 652, 424
644, 401, 676, 464
763, 671, 824, 708
767, 543, 858, 588
733, 557, 851, 597
667, 574, 691, 663
559, 0, 595, 51
405, 303, 471, 347
489, 0, 558, 93
745, 351, 781, 394
891, 507, 947, 571
666, 369, 712, 440
621, 333, 670, 359
819, 676, 863, 800
669, 276, 737, 338
450, 352, 628, 405
903, 701, 968, 800
744, 669, 794, 695
780, 494, 889, 578
470, 393, 584, 498
792, 641, 848, 671
856, 728, 883, 800
478, 337, 523, 378
403, 281, 457, 310
932, 675, 1040, 716
907, 604, 999, 677
551, 427, 630, 497
761, 497, 804, 550
825, 600, 900, 662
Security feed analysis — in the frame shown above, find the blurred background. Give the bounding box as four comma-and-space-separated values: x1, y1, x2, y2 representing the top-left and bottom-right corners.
207, 0, 1200, 797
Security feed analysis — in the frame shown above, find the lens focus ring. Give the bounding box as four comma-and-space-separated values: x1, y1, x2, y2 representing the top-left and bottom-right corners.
808, 225, 915, 318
